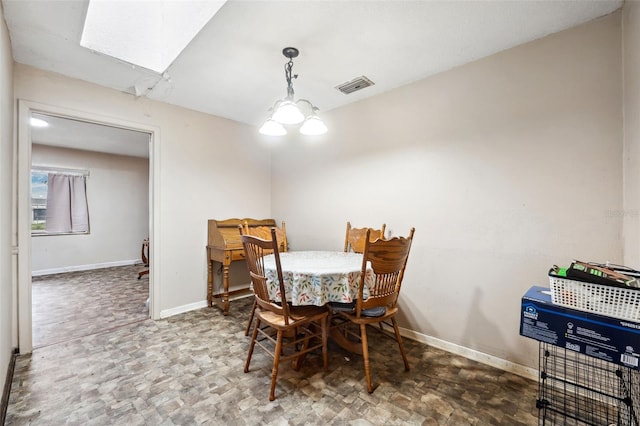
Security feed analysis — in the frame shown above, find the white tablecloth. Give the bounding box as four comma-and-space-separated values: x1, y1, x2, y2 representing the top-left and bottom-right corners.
263, 251, 372, 306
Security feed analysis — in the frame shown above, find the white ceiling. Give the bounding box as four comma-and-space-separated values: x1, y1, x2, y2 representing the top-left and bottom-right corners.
2, 0, 623, 155
31, 113, 150, 158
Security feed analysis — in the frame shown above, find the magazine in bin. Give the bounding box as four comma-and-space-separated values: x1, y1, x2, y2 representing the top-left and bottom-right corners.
548, 261, 640, 322
551, 260, 640, 289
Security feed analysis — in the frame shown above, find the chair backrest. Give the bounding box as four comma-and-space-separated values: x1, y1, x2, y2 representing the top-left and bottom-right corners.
344, 221, 386, 253
243, 220, 288, 252
239, 225, 290, 323
355, 228, 415, 316
141, 238, 149, 265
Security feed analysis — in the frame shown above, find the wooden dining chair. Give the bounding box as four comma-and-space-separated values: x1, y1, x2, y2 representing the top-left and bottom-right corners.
137, 238, 149, 280
332, 227, 415, 393
243, 220, 288, 252
244, 221, 288, 336
344, 221, 386, 253
240, 226, 329, 401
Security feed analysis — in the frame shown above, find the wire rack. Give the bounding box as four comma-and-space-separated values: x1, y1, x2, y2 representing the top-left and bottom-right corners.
537, 343, 639, 425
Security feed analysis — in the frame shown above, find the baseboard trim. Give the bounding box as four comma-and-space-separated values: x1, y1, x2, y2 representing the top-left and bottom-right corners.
160, 300, 209, 319
398, 326, 538, 381
1, 348, 19, 424
32, 259, 140, 276
159, 293, 252, 319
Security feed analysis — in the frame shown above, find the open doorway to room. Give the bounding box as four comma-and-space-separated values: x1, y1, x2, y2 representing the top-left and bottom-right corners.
27, 112, 151, 348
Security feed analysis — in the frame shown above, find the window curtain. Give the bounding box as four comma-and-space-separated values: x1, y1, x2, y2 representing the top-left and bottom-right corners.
45, 173, 89, 233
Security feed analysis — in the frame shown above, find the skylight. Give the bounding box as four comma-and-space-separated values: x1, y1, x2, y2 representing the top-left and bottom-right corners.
81, 0, 227, 74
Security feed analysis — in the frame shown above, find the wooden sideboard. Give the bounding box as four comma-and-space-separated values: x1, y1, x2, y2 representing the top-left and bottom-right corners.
206, 218, 287, 315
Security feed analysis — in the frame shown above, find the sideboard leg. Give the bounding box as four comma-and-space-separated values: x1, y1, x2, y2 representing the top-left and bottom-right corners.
222, 264, 230, 315
207, 257, 213, 308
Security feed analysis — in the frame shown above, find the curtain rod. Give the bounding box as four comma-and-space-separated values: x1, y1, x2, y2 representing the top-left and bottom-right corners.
32, 165, 90, 177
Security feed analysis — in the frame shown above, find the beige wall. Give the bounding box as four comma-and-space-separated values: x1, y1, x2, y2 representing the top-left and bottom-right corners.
31, 144, 149, 273
624, 3, 640, 267
0, 3, 15, 394
14, 64, 272, 312
272, 13, 623, 369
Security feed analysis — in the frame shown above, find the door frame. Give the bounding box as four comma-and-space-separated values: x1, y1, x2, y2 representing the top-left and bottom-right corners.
16, 99, 161, 353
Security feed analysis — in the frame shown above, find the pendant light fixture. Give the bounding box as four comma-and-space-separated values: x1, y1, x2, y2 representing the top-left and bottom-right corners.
259, 47, 328, 136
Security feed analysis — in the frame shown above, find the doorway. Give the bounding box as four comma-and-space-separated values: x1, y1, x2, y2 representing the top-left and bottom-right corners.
30, 113, 150, 348
16, 100, 161, 354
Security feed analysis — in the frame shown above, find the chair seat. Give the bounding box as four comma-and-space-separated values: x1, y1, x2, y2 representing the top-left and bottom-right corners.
258, 305, 328, 329
337, 306, 399, 326
328, 301, 387, 317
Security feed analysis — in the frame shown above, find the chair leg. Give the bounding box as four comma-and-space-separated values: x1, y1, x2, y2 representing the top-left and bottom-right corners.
360, 323, 374, 393
244, 318, 260, 373
391, 317, 410, 371
244, 299, 257, 336
295, 326, 305, 352
292, 325, 311, 371
270, 330, 283, 401
322, 316, 328, 371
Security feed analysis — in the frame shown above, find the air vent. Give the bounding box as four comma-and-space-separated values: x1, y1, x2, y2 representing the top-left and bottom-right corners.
335, 76, 375, 94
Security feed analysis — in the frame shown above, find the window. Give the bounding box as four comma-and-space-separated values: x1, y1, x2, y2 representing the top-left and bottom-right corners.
31, 168, 90, 235
31, 171, 48, 232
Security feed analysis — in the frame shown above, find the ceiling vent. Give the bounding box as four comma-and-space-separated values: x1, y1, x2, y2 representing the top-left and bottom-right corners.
335, 76, 375, 95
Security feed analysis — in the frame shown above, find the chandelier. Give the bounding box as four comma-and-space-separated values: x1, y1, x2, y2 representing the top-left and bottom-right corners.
259, 47, 328, 136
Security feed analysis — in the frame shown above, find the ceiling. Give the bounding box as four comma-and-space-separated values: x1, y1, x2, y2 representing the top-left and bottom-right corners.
2, 0, 624, 154
31, 113, 150, 158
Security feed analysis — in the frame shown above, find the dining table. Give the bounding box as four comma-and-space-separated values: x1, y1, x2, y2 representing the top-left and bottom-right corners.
263, 250, 374, 354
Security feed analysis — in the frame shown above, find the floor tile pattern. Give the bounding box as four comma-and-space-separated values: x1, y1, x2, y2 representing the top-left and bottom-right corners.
32, 265, 149, 348
9, 269, 538, 425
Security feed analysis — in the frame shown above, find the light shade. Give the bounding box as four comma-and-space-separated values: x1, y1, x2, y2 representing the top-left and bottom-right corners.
272, 101, 304, 125
259, 119, 287, 136
299, 116, 328, 136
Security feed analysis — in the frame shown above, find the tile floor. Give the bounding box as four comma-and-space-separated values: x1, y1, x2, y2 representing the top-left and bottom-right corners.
31, 265, 149, 348
7, 267, 539, 425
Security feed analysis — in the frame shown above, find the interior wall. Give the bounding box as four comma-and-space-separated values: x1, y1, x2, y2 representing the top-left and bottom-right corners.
271, 12, 623, 370
14, 64, 272, 311
30, 144, 149, 273
0, 2, 15, 396
623, 2, 640, 267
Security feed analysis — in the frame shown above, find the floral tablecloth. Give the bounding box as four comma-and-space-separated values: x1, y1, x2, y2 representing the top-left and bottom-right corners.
263, 251, 372, 305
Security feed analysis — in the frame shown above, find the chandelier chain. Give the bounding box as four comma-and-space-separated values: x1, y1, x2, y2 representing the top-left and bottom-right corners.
284, 58, 298, 99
